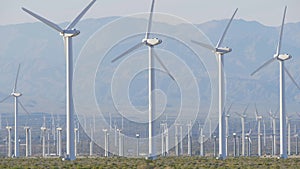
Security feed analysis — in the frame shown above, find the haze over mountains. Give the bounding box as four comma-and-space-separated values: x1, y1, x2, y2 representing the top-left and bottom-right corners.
0, 16, 299, 118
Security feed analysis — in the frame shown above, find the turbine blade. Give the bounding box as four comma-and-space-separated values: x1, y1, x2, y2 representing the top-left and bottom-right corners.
250, 57, 276, 76
66, 0, 96, 29
14, 64, 21, 92
284, 67, 300, 90
234, 112, 243, 117
191, 40, 215, 51
249, 137, 252, 144
276, 6, 287, 56
111, 42, 144, 63
19, 101, 30, 115
0, 95, 11, 103
152, 49, 175, 81
226, 103, 233, 115
21, 7, 63, 33
242, 104, 249, 116
216, 8, 238, 48
255, 103, 259, 117
145, 0, 155, 39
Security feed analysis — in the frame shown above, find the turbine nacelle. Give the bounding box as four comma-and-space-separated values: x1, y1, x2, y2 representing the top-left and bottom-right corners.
216, 47, 232, 55
142, 38, 162, 47
256, 115, 263, 120
11, 92, 22, 97
60, 29, 80, 37
275, 54, 292, 61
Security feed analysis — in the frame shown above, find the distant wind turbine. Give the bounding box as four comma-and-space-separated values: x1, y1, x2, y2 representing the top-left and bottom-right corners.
191, 8, 238, 159
245, 129, 252, 157
251, 6, 300, 159
6, 126, 12, 157
0, 64, 29, 158
269, 110, 277, 156
224, 103, 233, 156
254, 104, 262, 156
22, 0, 96, 160
235, 104, 249, 156
111, 0, 174, 158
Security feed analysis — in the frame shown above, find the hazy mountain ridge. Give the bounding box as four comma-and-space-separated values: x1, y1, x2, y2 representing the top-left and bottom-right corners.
0, 17, 299, 115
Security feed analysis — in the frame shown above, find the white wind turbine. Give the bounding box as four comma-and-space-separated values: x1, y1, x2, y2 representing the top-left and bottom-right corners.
245, 129, 252, 157
251, 6, 300, 159
255, 105, 263, 156
269, 110, 277, 156
224, 103, 233, 156
235, 104, 249, 156
111, 0, 174, 158
22, 0, 96, 160
191, 8, 238, 159
187, 121, 192, 156
24, 126, 31, 157
6, 126, 12, 157
0, 64, 29, 158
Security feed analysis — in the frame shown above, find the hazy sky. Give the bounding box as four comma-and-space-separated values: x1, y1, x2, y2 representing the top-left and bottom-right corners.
1, 0, 300, 26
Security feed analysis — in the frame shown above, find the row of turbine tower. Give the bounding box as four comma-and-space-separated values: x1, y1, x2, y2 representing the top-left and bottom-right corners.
0, 0, 295, 160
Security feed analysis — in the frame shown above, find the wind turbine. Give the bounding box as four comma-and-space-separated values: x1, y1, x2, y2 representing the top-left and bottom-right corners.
6, 126, 12, 157
235, 104, 249, 156
255, 104, 263, 156
111, 0, 174, 158
199, 127, 205, 156
191, 8, 238, 159
251, 6, 300, 159
245, 129, 252, 157
41, 115, 47, 157
57, 127, 63, 157
22, 0, 96, 160
224, 103, 233, 156
187, 121, 192, 156
103, 129, 109, 157
24, 126, 31, 157
294, 124, 298, 155
269, 111, 277, 156
0, 64, 28, 158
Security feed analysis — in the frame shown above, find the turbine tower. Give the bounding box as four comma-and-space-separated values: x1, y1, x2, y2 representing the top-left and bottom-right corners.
111, 0, 174, 158
286, 115, 291, 156
191, 8, 238, 159
22, 0, 96, 160
251, 6, 300, 159
235, 104, 249, 156
255, 105, 262, 156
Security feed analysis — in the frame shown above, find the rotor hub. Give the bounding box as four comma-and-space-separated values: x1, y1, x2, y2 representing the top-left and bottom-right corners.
11, 92, 22, 97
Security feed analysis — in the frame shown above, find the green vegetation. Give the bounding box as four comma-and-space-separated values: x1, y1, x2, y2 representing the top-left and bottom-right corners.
0, 156, 300, 169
